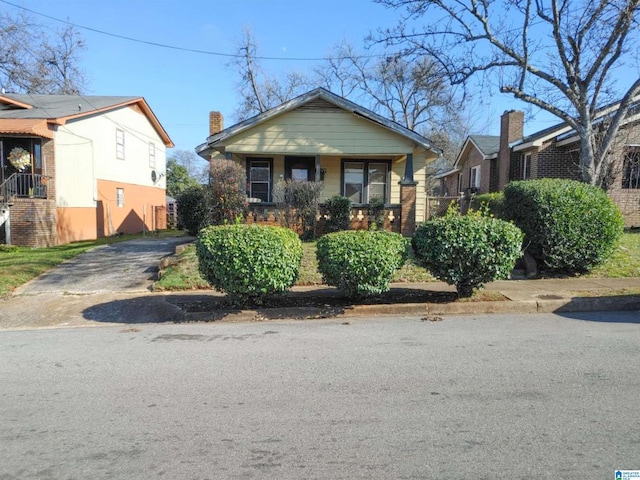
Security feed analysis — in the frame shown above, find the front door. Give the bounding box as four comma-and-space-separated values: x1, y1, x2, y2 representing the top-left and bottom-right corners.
285, 156, 316, 182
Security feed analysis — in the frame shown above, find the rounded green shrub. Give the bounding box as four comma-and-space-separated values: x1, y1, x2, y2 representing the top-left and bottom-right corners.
412, 215, 524, 297
196, 224, 303, 305
503, 179, 624, 273
316, 230, 408, 297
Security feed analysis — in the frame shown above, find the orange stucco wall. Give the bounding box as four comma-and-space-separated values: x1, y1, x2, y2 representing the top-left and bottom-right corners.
56, 180, 165, 244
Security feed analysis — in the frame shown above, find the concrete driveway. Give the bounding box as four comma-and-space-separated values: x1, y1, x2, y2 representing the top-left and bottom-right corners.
15, 237, 193, 295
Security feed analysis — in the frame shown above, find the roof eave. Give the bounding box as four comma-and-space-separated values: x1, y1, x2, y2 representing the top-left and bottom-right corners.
204, 88, 442, 155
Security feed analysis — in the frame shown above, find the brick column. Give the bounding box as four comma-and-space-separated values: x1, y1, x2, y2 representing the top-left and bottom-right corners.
400, 181, 417, 237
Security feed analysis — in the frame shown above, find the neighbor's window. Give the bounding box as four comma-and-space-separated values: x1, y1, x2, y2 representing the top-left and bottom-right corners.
116, 129, 125, 160
522, 153, 532, 179
622, 148, 640, 189
247, 158, 272, 202
116, 188, 124, 207
149, 143, 156, 168
342, 160, 390, 203
470, 165, 481, 190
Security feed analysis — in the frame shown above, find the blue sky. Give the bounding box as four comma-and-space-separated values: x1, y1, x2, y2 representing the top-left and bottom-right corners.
1, 0, 607, 157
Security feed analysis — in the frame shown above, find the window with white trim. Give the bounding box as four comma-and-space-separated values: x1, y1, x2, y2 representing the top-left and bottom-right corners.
342, 160, 390, 204
116, 188, 124, 207
522, 153, 532, 179
247, 158, 272, 202
149, 143, 156, 168
116, 129, 125, 160
470, 165, 481, 190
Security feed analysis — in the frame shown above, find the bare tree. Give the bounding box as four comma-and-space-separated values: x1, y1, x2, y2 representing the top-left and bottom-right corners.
318, 40, 463, 132
228, 27, 314, 121
375, 0, 640, 187
0, 10, 86, 94
168, 149, 209, 184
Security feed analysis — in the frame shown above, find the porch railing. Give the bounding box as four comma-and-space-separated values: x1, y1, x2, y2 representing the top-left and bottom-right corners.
0, 173, 51, 202
244, 203, 402, 235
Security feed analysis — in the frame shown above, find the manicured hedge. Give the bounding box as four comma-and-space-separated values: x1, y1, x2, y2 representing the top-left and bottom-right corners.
196, 224, 302, 305
316, 230, 408, 297
503, 179, 624, 273
412, 214, 524, 297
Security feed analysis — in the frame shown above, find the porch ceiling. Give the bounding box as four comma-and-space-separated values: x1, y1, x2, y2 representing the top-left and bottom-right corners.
0, 119, 53, 139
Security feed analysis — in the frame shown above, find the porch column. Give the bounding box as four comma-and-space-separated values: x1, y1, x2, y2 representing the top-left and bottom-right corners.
402, 153, 414, 183
400, 180, 417, 237
400, 153, 417, 236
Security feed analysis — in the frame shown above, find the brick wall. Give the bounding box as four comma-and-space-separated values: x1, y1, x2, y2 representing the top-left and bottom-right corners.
458, 146, 491, 194
8, 198, 57, 247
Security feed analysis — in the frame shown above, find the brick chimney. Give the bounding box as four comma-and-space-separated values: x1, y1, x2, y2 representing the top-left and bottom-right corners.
209, 111, 224, 135
497, 110, 524, 190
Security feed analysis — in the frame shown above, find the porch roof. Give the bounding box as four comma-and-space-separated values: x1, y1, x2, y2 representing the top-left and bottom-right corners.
0, 118, 53, 139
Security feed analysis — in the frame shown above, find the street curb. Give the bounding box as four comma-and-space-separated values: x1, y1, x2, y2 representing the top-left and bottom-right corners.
178, 296, 639, 323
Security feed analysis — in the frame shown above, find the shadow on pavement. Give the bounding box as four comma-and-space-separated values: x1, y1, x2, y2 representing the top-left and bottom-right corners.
556, 307, 640, 324
552, 294, 640, 320
81, 288, 465, 324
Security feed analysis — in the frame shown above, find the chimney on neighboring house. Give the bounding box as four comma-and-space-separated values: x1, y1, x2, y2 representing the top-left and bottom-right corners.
497, 110, 524, 190
209, 111, 224, 135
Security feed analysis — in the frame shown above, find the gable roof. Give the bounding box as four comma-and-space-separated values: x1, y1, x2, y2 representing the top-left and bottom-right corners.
434, 134, 500, 180
196, 87, 441, 157
468, 135, 500, 157
0, 94, 173, 146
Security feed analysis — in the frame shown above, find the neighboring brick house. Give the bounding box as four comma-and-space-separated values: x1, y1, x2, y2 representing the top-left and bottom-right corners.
1, 94, 173, 247
439, 103, 640, 227
435, 134, 502, 196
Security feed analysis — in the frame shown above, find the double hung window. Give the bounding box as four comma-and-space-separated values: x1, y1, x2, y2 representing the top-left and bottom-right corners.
343, 160, 389, 204
247, 158, 272, 202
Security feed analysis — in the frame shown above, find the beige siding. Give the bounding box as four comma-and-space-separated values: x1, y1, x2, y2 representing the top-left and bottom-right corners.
225, 108, 416, 155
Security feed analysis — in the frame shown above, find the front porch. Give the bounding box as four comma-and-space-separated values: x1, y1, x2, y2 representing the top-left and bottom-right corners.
226, 152, 422, 236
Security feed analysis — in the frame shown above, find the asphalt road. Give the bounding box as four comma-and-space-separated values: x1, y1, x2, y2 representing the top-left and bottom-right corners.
15, 237, 193, 295
1, 312, 639, 479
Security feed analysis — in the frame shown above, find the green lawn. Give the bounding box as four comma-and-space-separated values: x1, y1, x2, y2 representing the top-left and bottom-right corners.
586, 229, 640, 278
0, 231, 184, 297
2, 230, 639, 297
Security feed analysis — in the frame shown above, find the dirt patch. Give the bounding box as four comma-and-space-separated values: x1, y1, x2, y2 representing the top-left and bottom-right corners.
167, 287, 507, 313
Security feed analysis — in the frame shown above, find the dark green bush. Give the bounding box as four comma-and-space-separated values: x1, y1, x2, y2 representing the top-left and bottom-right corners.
196, 224, 302, 305
503, 179, 624, 273
176, 186, 206, 236
412, 214, 524, 297
470, 192, 505, 219
368, 198, 385, 230
316, 230, 408, 297
324, 195, 351, 233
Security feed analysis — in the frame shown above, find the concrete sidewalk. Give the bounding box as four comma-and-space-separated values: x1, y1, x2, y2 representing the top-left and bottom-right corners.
2, 276, 639, 331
